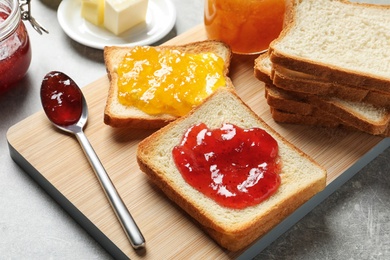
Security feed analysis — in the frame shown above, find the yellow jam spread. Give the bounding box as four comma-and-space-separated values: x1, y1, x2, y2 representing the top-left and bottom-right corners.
116, 46, 226, 116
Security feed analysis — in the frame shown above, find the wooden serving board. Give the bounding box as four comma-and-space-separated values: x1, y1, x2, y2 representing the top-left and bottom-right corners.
7, 25, 390, 259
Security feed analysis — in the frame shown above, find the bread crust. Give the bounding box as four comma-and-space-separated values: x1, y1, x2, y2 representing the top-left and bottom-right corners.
272, 70, 390, 109
103, 40, 233, 128
137, 88, 326, 251
266, 85, 390, 136
310, 97, 390, 135
265, 85, 314, 116
270, 108, 351, 129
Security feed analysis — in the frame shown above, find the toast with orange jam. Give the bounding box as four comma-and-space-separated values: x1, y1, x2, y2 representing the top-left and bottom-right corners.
103, 40, 233, 128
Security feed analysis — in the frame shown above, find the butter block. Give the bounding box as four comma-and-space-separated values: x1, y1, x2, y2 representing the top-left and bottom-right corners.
104, 0, 149, 35
81, 0, 105, 26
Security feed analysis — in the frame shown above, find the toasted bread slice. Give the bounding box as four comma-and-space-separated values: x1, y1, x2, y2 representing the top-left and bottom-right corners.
103, 40, 233, 128
254, 53, 390, 108
269, 0, 390, 93
137, 88, 326, 251
269, 107, 344, 128
309, 96, 390, 136
265, 84, 316, 116
255, 53, 390, 136
265, 85, 390, 136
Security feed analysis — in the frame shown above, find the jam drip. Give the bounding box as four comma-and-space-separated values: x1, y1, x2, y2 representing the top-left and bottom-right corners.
172, 123, 281, 209
40, 71, 83, 126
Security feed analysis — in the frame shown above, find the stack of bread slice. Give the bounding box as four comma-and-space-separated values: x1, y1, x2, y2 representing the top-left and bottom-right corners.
254, 0, 390, 137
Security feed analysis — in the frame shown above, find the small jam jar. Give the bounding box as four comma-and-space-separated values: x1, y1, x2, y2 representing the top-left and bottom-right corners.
0, 0, 31, 94
204, 0, 286, 54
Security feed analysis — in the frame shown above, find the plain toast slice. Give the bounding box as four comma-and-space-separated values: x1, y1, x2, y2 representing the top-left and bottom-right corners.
254, 53, 390, 108
265, 85, 390, 136
269, 0, 390, 93
255, 54, 390, 136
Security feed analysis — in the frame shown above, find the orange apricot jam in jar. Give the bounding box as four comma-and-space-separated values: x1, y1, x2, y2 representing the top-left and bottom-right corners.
116, 46, 226, 116
204, 0, 285, 54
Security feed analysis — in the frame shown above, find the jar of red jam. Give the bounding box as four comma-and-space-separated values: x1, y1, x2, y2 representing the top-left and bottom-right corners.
0, 0, 31, 94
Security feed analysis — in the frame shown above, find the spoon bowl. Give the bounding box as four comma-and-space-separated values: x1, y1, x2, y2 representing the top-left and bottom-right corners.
52, 92, 88, 134
40, 71, 145, 250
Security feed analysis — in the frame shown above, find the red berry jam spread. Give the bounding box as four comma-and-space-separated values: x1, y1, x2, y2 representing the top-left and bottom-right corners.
172, 123, 281, 209
41, 71, 83, 126
0, 5, 31, 92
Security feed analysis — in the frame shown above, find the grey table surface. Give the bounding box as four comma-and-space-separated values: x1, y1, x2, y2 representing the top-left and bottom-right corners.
1, 0, 389, 259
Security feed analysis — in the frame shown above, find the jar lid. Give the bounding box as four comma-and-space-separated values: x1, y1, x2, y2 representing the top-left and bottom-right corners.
0, 0, 21, 41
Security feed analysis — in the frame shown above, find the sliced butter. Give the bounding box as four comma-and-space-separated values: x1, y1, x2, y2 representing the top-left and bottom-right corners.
104, 0, 149, 35
81, 0, 105, 26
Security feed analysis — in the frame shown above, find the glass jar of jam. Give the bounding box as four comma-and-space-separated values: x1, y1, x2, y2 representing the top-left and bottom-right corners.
0, 0, 31, 94
204, 0, 286, 54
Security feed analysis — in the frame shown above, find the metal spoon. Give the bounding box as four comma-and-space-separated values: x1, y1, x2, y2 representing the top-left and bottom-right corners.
40, 71, 145, 249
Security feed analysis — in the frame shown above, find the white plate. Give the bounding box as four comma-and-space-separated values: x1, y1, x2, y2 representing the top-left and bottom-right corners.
57, 0, 177, 49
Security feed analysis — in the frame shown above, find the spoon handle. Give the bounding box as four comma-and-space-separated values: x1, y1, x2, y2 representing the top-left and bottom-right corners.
75, 131, 145, 249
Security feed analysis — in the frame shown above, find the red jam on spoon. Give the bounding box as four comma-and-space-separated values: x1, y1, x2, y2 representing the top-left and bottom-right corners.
40, 71, 145, 249
40, 71, 83, 126
172, 123, 281, 209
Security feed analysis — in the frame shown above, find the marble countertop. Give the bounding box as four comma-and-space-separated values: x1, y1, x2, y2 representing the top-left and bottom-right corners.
1, 0, 389, 259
